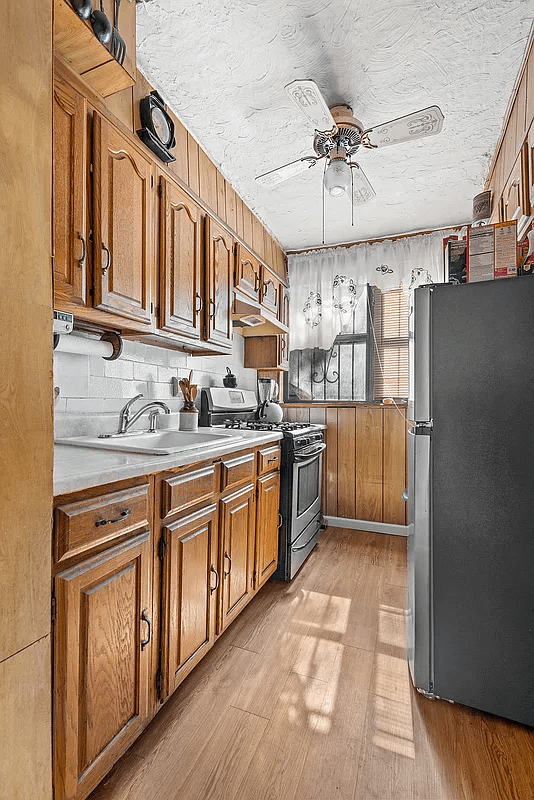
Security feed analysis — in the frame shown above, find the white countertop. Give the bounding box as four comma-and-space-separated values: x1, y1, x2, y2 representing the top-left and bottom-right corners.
54, 429, 283, 497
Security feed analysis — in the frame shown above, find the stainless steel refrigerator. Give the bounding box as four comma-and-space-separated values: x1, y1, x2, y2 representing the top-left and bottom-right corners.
408, 278, 534, 727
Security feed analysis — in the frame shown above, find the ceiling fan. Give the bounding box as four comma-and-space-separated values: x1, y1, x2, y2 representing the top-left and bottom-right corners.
256, 80, 444, 217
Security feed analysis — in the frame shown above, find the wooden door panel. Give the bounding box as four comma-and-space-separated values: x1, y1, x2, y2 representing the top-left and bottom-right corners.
235, 244, 261, 302
54, 532, 151, 800
206, 217, 233, 350
355, 407, 383, 522
255, 472, 280, 588
162, 504, 218, 695
220, 484, 255, 630
261, 268, 280, 316
383, 407, 407, 525
93, 115, 153, 326
53, 78, 87, 306
159, 178, 203, 339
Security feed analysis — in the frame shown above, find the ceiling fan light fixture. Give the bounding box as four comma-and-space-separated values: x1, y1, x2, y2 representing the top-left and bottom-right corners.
324, 151, 351, 197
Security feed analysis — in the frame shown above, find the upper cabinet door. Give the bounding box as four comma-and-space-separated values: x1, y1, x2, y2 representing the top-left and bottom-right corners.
53, 78, 88, 306
159, 177, 203, 340
206, 217, 233, 351
261, 267, 280, 317
235, 244, 261, 302
93, 114, 153, 326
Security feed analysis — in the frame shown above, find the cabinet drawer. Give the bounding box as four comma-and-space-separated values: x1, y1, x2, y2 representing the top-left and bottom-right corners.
55, 483, 150, 563
220, 452, 255, 491
257, 446, 281, 475
162, 464, 217, 518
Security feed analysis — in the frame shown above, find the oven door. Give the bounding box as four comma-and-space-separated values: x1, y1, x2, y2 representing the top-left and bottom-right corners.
291, 442, 326, 542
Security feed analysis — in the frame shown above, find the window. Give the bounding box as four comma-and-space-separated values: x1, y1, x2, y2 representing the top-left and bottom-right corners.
287, 284, 409, 402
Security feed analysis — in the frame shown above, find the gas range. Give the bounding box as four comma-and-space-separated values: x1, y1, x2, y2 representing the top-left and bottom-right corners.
223, 419, 318, 437
199, 387, 322, 441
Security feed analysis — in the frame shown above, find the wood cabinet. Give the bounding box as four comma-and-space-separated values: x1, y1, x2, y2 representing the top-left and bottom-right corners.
244, 334, 289, 370
92, 113, 154, 326
279, 285, 290, 328
54, 531, 152, 800
53, 78, 88, 306
159, 177, 204, 341
235, 244, 261, 303
219, 483, 256, 631
160, 504, 218, 696
261, 266, 281, 317
53, 439, 283, 795
205, 216, 233, 351
255, 470, 280, 589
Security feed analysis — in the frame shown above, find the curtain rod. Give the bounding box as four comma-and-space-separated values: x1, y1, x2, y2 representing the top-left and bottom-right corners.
285, 224, 466, 255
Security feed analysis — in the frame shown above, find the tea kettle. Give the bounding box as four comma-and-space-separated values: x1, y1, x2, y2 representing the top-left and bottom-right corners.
257, 378, 284, 423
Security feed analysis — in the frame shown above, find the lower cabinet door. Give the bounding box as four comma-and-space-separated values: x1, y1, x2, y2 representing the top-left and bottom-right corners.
219, 483, 255, 632
53, 531, 152, 800
255, 471, 281, 589
161, 503, 219, 697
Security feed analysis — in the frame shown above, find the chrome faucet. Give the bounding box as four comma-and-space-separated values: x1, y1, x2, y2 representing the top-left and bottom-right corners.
116, 394, 171, 434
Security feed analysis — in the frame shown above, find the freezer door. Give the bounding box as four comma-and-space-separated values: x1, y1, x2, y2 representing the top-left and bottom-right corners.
413, 286, 432, 422
407, 426, 433, 693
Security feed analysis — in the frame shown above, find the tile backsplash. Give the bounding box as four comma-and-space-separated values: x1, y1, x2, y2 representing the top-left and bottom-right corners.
54, 333, 257, 433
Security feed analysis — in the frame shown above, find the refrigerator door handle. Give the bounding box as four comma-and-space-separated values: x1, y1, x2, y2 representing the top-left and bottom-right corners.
407, 426, 434, 695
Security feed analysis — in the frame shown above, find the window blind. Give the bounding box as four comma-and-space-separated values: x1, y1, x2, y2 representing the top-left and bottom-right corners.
372, 285, 409, 399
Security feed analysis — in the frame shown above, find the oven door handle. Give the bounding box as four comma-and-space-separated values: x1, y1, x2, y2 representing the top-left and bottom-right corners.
291, 519, 323, 551
294, 442, 326, 462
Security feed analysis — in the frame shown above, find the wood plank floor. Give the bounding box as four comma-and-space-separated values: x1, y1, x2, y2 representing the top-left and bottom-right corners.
89, 528, 534, 800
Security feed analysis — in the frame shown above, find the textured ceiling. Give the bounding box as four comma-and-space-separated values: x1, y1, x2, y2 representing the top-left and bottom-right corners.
136, 1, 532, 250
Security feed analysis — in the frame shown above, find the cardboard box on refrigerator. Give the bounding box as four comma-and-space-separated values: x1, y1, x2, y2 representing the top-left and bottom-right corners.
466, 221, 517, 282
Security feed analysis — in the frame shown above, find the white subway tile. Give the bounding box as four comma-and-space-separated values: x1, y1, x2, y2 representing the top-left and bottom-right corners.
158, 366, 176, 383
121, 341, 147, 362
144, 344, 168, 366
133, 362, 158, 382
65, 398, 103, 414
167, 350, 188, 368
104, 359, 134, 379
88, 377, 123, 398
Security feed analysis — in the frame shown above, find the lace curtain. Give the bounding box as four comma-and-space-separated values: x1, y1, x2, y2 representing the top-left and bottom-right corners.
288, 229, 459, 351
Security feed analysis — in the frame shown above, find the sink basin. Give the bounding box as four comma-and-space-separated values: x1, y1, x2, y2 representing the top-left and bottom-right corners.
55, 429, 245, 455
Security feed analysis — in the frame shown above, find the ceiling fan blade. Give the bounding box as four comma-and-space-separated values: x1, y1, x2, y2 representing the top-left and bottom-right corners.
363, 105, 444, 148
350, 163, 376, 204
255, 156, 318, 187
284, 80, 336, 133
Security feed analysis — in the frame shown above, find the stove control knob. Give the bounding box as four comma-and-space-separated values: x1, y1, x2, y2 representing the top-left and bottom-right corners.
300, 437, 309, 447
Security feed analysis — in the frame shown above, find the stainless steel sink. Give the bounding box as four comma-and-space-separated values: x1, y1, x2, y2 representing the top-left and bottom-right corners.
55, 429, 245, 455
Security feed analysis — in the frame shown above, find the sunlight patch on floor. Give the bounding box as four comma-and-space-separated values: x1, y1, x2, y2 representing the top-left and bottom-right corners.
378, 603, 407, 650
372, 693, 415, 759
373, 652, 411, 705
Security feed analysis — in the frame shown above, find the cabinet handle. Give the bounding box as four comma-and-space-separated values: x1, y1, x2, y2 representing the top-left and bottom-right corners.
278, 513, 283, 530
95, 508, 131, 527
141, 609, 151, 650
209, 299, 216, 319
267, 457, 278, 463
210, 564, 220, 595
77, 232, 86, 268
281, 337, 286, 352
254, 272, 260, 293
224, 550, 232, 577
196, 293, 203, 312
101, 242, 111, 274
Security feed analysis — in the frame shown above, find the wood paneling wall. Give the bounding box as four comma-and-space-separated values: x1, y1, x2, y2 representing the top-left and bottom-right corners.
283, 405, 407, 525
